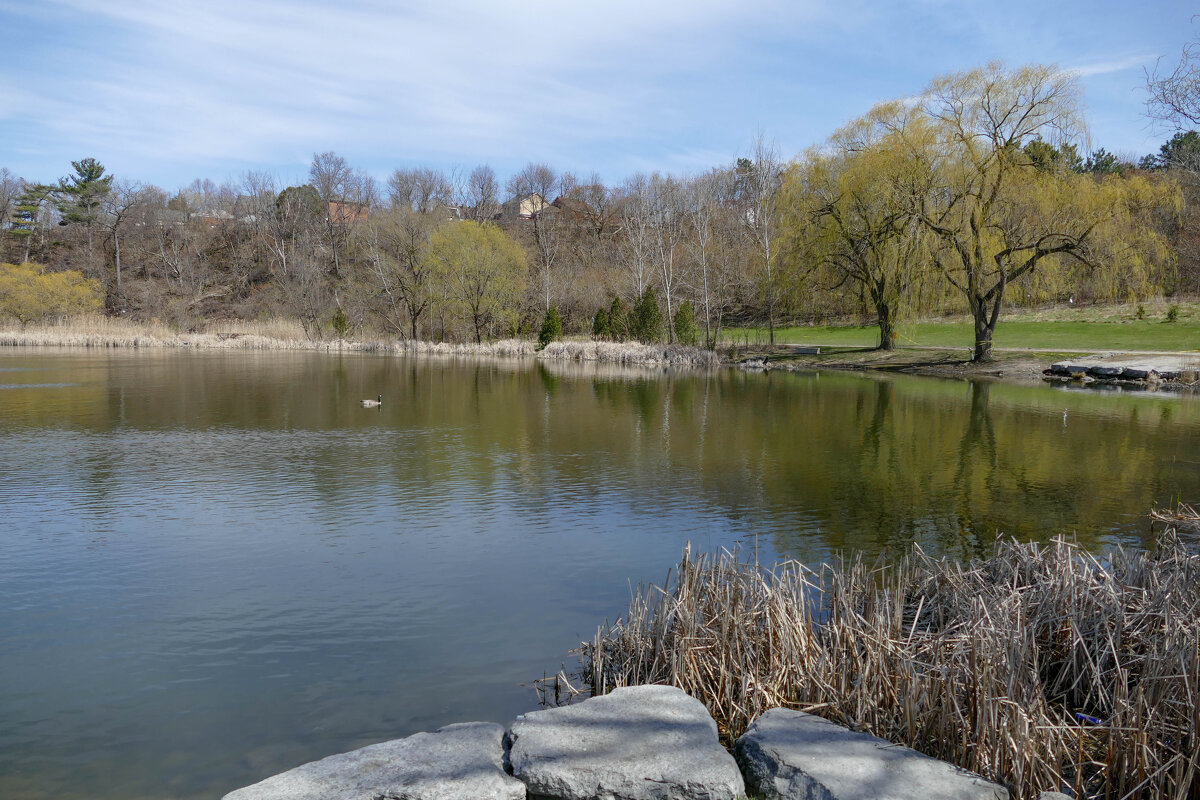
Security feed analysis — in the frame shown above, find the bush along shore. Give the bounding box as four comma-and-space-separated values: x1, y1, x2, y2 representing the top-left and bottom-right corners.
579, 517, 1200, 800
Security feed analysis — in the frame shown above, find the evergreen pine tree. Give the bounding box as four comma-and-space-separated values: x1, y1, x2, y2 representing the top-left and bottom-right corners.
57, 158, 113, 263
9, 184, 53, 263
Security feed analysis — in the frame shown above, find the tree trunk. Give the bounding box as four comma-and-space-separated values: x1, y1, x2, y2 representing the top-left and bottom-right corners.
766, 269, 775, 345
971, 296, 996, 362
876, 302, 896, 350
114, 230, 122, 290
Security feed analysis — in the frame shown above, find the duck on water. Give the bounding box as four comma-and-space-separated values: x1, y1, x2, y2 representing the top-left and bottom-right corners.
362, 395, 382, 408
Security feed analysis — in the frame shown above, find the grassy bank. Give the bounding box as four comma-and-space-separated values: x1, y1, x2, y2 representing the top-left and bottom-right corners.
583, 528, 1200, 800
724, 300, 1200, 352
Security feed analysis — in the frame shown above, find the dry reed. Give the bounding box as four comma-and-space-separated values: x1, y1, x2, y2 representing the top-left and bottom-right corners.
1152, 504, 1200, 534
538, 340, 720, 367
582, 535, 1200, 800
1, 318, 716, 367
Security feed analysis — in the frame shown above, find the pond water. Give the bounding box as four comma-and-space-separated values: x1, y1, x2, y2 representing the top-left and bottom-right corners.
1, 349, 1197, 800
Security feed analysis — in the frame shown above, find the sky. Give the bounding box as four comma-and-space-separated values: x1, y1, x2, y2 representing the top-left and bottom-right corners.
1, 0, 1196, 192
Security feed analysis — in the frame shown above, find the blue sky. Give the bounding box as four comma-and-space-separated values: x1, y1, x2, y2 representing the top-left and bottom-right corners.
1, 0, 1196, 191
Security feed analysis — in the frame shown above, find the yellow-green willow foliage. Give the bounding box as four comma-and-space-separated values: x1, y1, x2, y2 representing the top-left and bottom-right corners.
0, 262, 103, 325
1002, 169, 1180, 306
780, 102, 942, 349
918, 63, 1178, 360
426, 221, 528, 343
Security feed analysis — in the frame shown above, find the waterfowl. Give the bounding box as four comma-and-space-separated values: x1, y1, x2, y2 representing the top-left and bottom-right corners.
362, 395, 382, 408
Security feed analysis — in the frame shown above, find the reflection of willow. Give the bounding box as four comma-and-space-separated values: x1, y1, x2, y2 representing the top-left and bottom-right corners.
948, 381, 999, 557
860, 378, 893, 456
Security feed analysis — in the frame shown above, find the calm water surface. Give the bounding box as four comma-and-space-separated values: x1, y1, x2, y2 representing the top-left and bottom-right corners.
1, 349, 1197, 799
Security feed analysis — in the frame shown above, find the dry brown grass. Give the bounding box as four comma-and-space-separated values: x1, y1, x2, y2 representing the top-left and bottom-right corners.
200, 318, 309, 341
582, 535, 1200, 800
0, 317, 724, 367
1152, 504, 1200, 534
540, 340, 720, 367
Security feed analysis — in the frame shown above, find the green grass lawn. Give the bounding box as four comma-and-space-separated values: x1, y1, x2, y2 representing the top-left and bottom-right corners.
722, 307, 1200, 353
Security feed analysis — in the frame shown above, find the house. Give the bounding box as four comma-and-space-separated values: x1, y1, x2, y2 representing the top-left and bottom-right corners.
328, 200, 369, 224
499, 193, 549, 220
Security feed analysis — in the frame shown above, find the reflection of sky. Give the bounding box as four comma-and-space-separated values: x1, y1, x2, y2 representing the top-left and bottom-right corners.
1, 349, 1198, 800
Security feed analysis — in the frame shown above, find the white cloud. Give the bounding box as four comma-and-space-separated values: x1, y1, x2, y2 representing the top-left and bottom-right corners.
0, 0, 1182, 184
1065, 54, 1157, 79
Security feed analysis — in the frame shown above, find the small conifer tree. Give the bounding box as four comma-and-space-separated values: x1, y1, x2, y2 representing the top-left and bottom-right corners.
672, 300, 698, 346
592, 307, 610, 339
538, 306, 563, 349
608, 297, 629, 342
331, 307, 349, 338
631, 287, 663, 343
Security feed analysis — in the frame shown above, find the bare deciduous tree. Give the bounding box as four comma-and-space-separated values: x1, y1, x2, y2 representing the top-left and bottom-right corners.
388, 167, 454, 214
738, 134, 785, 344
507, 162, 560, 311
647, 174, 686, 342
102, 180, 147, 291
309, 151, 372, 276
0, 167, 19, 229
463, 164, 500, 222
1147, 24, 1200, 128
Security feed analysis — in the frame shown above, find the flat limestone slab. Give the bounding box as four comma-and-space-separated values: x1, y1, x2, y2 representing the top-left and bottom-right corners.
1050, 355, 1197, 381
735, 708, 1008, 800
506, 684, 745, 800
222, 722, 524, 800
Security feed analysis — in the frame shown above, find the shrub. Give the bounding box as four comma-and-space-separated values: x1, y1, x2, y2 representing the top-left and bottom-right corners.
1166, 304, 1180, 323
538, 306, 563, 349
630, 288, 662, 343
331, 307, 349, 338
591, 307, 610, 340
608, 297, 629, 342
1135, 303, 1146, 320
0, 262, 103, 325
672, 300, 699, 346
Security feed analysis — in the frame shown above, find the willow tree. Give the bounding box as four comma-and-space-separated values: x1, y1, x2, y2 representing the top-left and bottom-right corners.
781, 103, 935, 350
918, 63, 1174, 361
427, 221, 527, 343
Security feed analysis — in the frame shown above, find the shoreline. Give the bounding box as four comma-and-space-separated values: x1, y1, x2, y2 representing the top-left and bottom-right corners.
0, 325, 719, 368
732, 344, 1200, 391
3, 322, 1197, 390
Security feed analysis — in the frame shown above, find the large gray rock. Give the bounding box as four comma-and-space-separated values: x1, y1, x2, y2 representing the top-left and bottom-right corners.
506, 684, 745, 800
736, 708, 1008, 800
222, 722, 524, 800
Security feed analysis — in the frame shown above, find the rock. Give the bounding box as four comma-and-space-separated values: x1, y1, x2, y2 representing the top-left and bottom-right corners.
1120, 365, 1156, 379
1088, 365, 1124, 377
506, 684, 744, 800
735, 708, 1008, 800
222, 722, 524, 800
1038, 792, 1074, 800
